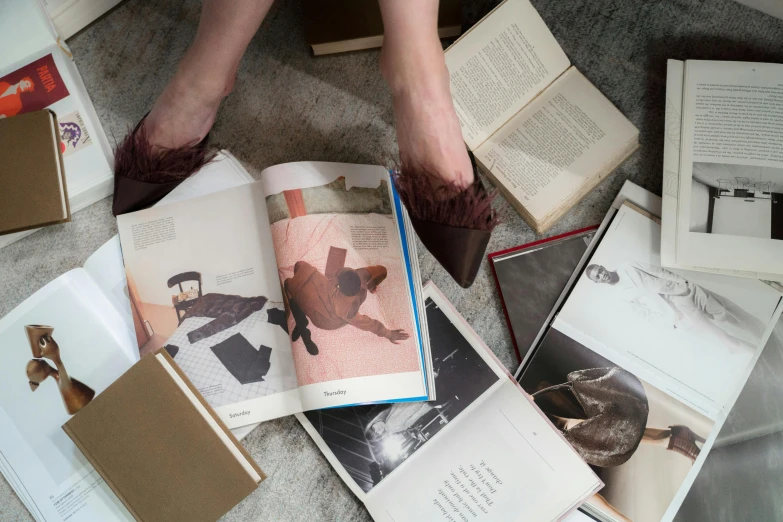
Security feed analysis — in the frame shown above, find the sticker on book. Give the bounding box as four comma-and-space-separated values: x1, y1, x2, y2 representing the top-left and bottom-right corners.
58, 111, 92, 156
0, 54, 70, 119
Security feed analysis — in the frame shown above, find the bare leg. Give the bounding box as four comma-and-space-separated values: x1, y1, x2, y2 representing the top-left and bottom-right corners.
145, 0, 276, 149
378, 0, 474, 189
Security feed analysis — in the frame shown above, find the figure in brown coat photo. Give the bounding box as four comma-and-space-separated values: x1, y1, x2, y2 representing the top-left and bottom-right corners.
283, 248, 409, 355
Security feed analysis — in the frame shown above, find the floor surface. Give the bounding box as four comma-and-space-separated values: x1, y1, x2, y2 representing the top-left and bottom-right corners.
2, 0, 783, 520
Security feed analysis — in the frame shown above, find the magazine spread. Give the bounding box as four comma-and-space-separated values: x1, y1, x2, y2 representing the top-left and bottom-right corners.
519, 195, 783, 522
116, 161, 432, 429
0, 0, 114, 249
297, 283, 601, 522
661, 59, 783, 280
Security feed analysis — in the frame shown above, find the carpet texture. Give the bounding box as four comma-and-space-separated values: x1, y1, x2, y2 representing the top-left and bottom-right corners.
1, 0, 782, 521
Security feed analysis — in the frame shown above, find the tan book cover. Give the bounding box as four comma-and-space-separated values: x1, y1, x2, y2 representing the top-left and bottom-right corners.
63, 350, 264, 522
0, 110, 70, 236
303, 0, 462, 55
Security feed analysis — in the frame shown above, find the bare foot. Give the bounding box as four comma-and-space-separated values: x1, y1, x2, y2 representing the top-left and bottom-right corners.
143, 50, 234, 150
381, 33, 474, 189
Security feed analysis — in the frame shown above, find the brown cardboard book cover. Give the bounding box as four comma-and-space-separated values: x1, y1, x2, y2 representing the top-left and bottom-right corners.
0, 110, 70, 236
63, 350, 265, 522
303, 0, 462, 55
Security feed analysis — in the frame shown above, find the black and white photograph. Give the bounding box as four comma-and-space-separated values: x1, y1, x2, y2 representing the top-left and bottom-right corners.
556, 204, 780, 409
519, 328, 714, 522
303, 296, 499, 493
689, 162, 783, 240
491, 229, 595, 361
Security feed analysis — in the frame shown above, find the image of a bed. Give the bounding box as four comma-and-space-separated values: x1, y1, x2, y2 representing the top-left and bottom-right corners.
690, 162, 783, 240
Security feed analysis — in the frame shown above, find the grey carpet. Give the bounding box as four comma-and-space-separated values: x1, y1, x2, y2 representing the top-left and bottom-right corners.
1, 0, 782, 521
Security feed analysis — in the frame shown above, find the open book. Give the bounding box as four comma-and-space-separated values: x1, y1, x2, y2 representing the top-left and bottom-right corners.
0, 152, 272, 522
116, 161, 433, 429
661, 59, 783, 281
0, 0, 113, 249
444, 0, 639, 234
518, 183, 783, 522
297, 282, 602, 522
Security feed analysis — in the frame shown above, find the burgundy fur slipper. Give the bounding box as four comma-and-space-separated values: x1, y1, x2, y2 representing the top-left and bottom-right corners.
393, 153, 498, 288
111, 118, 216, 216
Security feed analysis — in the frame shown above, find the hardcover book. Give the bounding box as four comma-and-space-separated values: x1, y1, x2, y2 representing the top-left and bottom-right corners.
116, 161, 434, 429
444, 0, 639, 234
0, 109, 70, 235
63, 350, 264, 522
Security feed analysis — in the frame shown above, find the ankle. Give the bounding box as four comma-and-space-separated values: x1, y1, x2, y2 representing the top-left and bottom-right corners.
380, 36, 448, 97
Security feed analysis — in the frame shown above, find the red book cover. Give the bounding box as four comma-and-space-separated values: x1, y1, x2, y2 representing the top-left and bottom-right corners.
488, 226, 599, 363
0, 54, 70, 119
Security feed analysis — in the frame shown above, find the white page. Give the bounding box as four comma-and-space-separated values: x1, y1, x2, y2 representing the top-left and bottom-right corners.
674, 60, 783, 278
117, 182, 302, 428
444, 0, 570, 150
474, 67, 638, 225
555, 203, 782, 418
297, 283, 599, 521
260, 161, 430, 410
0, 271, 135, 522
0, 0, 55, 68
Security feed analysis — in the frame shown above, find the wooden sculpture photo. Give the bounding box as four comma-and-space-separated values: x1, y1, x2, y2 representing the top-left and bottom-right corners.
24, 325, 95, 415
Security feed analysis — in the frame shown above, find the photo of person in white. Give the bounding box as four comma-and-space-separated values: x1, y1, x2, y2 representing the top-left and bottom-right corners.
585, 262, 765, 353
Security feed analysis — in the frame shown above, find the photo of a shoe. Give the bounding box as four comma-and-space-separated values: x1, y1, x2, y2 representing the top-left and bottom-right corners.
24, 325, 96, 415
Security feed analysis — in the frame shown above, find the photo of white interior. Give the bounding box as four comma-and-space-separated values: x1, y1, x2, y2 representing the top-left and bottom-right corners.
690, 162, 783, 240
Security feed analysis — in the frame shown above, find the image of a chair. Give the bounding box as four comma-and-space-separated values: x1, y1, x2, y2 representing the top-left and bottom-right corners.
168, 271, 203, 325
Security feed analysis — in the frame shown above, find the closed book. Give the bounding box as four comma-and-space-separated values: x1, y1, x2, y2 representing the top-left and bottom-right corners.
0, 110, 69, 235
302, 0, 462, 55
63, 350, 264, 522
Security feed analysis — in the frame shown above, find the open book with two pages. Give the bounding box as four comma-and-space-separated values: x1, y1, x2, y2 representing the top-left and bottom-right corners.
115, 161, 434, 429
493, 181, 783, 522
0, 0, 114, 248
661, 59, 783, 281
0, 153, 268, 522
444, 0, 640, 233
297, 283, 603, 522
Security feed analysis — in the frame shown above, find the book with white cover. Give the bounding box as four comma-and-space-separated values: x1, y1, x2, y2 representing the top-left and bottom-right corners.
297, 282, 602, 522
661, 59, 783, 280
0, 0, 113, 249
0, 152, 259, 522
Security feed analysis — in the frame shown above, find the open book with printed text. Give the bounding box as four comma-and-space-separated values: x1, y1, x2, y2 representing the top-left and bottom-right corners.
116, 161, 434, 430
445, 0, 639, 233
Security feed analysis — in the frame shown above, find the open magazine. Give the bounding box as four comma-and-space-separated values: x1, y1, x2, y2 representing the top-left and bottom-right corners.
661, 59, 783, 280
517, 183, 783, 522
297, 282, 602, 522
0, 153, 265, 522
0, 0, 114, 249
116, 161, 433, 429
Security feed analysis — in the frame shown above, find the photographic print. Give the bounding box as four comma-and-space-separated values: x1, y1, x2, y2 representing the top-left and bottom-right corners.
267, 176, 421, 385
556, 204, 780, 409
0, 54, 69, 118
520, 328, 714, 522
303, 296, 499, 492
689, 162, 783, 240
0, 284, 131, 484
118, 183, 298, 411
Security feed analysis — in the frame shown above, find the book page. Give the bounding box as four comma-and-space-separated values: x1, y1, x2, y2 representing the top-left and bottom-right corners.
0, 270, 136, 522
474, 67, 638, 225
297, 284, 599, 521
554, 203, 782, 418
116, 182, 302, 428
444, 0, 570, 150
260, 161, 429, 411
660, 59, 685, 268
674, 60, 783, 278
